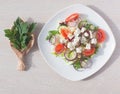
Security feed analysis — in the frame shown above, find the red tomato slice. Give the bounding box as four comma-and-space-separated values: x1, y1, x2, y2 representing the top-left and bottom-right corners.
60, 28, 70, 39
96, 29, 106, 43
65, 13, 79, 23
82, 47, 95, 57
55, 44, 65, 53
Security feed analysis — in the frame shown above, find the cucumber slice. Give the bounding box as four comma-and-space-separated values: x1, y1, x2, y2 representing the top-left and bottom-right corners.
64, 50, 77, 61
90, 24, 95, 30
89, 24, 98, 31
78, 20, 88, 29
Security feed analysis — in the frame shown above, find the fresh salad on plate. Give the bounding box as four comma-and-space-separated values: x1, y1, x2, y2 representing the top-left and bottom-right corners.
46, 13, 106, 70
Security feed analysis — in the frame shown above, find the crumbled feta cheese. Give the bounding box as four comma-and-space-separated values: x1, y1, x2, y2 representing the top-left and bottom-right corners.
81, 36, 87, 43
85, 43, 91, 50
67, 42, 72, 48
84, 32, 89, 37
68, 18, 80, 27
69, 27, 76, 33
81, 27, 86, 33
72, 41, 77, 46
91, 38, 97, 44
70, 47, 75, 51
72, 41, 78, 46
68, 21, 77, 27
68, 33, 74, 39
89, 30, 93, 38
72, 36, 80, 46
67, 42, 75, 50
76, 47, 82, 53
60, 38, 67, 43
74, 28, 81, 37
74, 37, 80, 42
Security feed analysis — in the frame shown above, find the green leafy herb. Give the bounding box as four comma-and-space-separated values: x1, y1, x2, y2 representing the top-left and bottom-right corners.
85, 23, 98, 31
85, 24, 91, 30
78, 20, 88, 28
73, 60, 81, 70
46, 30, 59, 40
4, 17, 36, 51
94, 26, 99, 31
79, 20, 98, 31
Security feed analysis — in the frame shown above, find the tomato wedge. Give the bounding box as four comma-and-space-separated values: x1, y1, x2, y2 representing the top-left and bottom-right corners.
55, 43, 65, 53
82, 47, 95, 56
60, 28, 70, 39
65, 13, 79, 23
96, 29, 106, 43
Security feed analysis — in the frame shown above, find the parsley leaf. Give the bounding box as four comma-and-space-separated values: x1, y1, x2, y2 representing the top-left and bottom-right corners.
4, 17, 36, 51
73, 60, 82, 70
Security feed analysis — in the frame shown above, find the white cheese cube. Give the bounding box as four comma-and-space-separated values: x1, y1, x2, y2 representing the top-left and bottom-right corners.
68, 33, 74, 39
76, 47, 82, 53
60, 38, 67, 44
89, 30, 93, 38
70, 47, 75, 51
68, 21, 77, 27
85, 43, 91, 50
69, 27, 76, 33
72, 36, 80, 46
81, 36, 87, 43
84, 32, 89, 37
81, 27, 86, 33
67, 42, 75, 50
67, 42, 72, 48
74, 28, 81, 37
72, 41, 78, 46
74, 37, 80, 42
91, 38, 97, 44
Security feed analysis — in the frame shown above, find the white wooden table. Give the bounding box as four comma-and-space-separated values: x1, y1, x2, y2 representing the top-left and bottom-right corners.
0, 0, 120, 94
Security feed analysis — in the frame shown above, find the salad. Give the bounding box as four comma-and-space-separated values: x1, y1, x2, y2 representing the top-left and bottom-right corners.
46, 13, 106, 70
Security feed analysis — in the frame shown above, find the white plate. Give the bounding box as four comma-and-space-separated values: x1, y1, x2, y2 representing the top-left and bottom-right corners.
38, 4, 116, 81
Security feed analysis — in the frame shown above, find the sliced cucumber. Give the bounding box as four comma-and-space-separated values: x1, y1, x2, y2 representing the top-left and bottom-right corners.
78, 20, 88, 29
64, 50, 77, 61
90, 24, 95, 30
88, 24, 98, 31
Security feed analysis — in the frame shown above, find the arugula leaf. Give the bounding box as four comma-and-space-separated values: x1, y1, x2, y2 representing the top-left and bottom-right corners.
4, 17, 36, 51
46, 30, 59, 40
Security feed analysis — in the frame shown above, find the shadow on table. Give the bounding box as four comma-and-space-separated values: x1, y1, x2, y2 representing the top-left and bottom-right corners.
84, 5, 120, 80
24, 18, 45, 70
